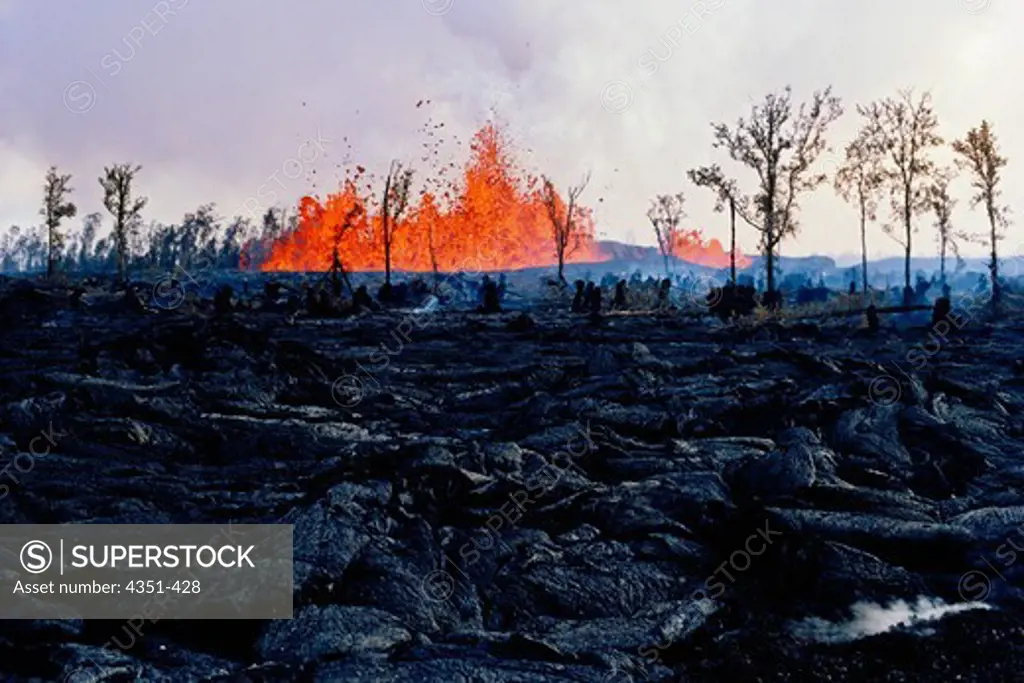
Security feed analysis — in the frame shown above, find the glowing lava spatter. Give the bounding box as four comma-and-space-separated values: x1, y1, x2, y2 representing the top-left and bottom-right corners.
259, 123, 748, 273
261, 124, 600, 272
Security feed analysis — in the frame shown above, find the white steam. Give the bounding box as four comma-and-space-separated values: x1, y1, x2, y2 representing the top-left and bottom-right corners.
789, 596, 991, 644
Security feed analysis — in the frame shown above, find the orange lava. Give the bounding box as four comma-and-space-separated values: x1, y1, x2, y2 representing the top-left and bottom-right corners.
260, 124, 603, 273
673, 233, 752, 269
259, 122, 749, 273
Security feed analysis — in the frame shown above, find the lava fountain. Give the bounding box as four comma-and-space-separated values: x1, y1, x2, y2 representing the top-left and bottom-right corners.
261, 124, 604, 273
673, 232, 752, 270
259, 122, 749, 273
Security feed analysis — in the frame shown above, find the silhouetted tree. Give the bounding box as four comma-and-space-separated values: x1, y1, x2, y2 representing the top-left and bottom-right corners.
234, 207, 285, 270
688, 170, 746, 285
952, 120, 1010, 312
926, 170, 959, 289
542, 171, 591, 285
99, 163, 148, 283
426, 209, 440, 288
179, 204, 220, 274
219, 216, 252, 268
262, 207, 284, 242
834, 135, 884, 295
414, 112, 460, 287
329, 204, 363, 296
78, 212, 102, 271
858, 89, 943, 305
379, 160, 414, 287
150, 222, 179, 269
15, 227, 47, 271
132, 220, 156, 268
41, 166, 77, 278
0, 226, 20, 271
690, 86, 843, 299
647, 192, 686, 278
93, 236, 115, 272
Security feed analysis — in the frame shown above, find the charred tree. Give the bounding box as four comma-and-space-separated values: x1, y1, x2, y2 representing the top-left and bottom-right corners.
952, 120, 1010, 314
647, 192, 686, 278
729, 195, 737, 284
835, 135, 884, 297
689, 86, 842, 303
858, 89, 943, 305
380, 160, 414, 290
41, 166, 77, 279
926, 170, 959, 289
542, 172, 591, 286
688, 171, 751, 289
99, 163, 148, 284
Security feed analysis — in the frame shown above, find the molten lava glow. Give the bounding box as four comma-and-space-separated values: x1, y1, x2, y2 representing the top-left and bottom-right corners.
261, 124, 603, 273
672, 233, 752, 269
260, 123, 749, 273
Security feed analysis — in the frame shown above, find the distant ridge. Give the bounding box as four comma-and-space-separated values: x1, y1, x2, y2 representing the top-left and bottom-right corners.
593, 240, 1022, 278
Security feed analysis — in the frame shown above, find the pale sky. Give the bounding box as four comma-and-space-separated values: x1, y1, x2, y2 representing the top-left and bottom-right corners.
1, 0, 1019, 260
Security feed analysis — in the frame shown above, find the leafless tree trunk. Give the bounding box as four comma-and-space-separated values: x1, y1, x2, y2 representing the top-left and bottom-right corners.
329, 204, 363, 296
835, 135, 883, 300
860, 208, 868, 296
543, 172, 591, 286
926, 171, 957, 291
379, 160, 414, 288
689, 86, 843, 304
858, 90, 943, 306
729, 196, 737, 284
427, 221, 440, 292
41, 166, 77, 279
382, 172, 392, 286
99, 163, 148, 284
952, 120, 1009, 314
647, 192, 686, 279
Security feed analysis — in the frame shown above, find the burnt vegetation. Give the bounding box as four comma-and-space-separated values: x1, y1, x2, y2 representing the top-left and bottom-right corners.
2, 87, 1024, 682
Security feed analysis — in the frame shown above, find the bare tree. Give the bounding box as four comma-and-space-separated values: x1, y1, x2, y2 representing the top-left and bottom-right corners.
41, 166, 77, 278
426, 214, 441, 290
329, 204, 363, 296
379, 160, 414, 290
414, 110, 459, 289
542, 172, 591, 285
78, 212, 102, 271
925, 170, 959, 289
689, 86, 843, 302
99, 163, 148, 283
952, 119, 1010, 312
858, 89, 943, 305
647, 192, 686, 278
688, 169, 749, 285
834, 136, 884, 296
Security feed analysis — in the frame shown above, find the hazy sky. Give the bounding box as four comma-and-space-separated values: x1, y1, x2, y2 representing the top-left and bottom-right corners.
1, 0, 1020, 260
